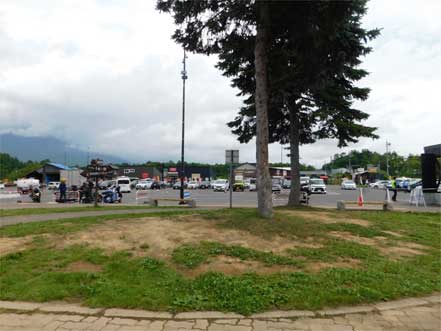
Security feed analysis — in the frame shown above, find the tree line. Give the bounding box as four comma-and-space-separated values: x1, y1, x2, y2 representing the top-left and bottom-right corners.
0, 153, 48, 182
322, 150, 422, 178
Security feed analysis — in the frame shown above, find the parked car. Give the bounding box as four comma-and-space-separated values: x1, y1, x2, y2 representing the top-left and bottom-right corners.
369, 180, 391, 189
0, 182, 5, 190
244, 179, 251, 190
300, 176, 310, 185
407, 179, 422, 192
249, 178, 257, 191
272, 179, 282, 193
187, 181, 200, 189
341, 180, 357, 190
116, 176, 131, 193
199, 181, 211, 189
136, 179, 154, 190
172, 181, 187, 190
130, 178, 139, 189
233, 179, 245, 192
213, 179, 229, 192
282, 179, 291, 189
47, 181, 60, 190
150, 181, 161, 190
310, 178, 327, 194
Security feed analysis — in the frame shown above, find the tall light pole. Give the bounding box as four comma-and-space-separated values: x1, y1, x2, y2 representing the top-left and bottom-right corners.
180, 49, 188, 201
386, 141, 391, 178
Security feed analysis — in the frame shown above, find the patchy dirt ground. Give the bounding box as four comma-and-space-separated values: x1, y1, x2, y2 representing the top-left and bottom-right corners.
63, 261, 103, 273
328, 231, 428, 257
0, 236, 33, 257
279, 210, 371, 227
1, 211, 430, 276
179, 255, 301, 277
60, 216, 321, 259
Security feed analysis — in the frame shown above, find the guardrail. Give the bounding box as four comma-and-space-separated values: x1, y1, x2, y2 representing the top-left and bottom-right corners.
135, 190, 150, 204
0, 192, 21, 200
53, 191, 80, 203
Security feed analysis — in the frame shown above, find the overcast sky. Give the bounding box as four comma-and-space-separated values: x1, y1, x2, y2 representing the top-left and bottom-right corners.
0, 0, 439, 167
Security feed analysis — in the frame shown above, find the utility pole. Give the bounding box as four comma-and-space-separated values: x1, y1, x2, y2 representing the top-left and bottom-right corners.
180, 49, 188, 201
280, 144, 283, 164
386, 141, 391, 177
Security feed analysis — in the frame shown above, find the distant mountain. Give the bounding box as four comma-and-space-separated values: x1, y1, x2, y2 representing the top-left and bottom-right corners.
0, 133, 127, 166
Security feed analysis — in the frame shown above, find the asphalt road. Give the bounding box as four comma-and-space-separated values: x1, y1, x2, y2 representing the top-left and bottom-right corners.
1, 185, 412, 208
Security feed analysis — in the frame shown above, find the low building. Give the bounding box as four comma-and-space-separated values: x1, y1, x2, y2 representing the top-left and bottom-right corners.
269, 167, 328, 178
25, 162, 71, 185
165, 166, 215, 182
234, 163, 257, 179
117, 166, 161, 180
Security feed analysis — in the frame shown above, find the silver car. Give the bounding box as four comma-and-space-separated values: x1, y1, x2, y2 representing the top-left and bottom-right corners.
341, 180, 357, 190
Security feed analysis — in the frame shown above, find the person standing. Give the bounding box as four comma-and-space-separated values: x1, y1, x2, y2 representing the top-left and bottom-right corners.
59, 179, 67, 203
391, 176, 397, 202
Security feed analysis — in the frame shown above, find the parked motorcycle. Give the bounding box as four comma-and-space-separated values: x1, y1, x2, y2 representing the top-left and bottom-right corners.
30, 187, 41, 203
101, 187, 122, 203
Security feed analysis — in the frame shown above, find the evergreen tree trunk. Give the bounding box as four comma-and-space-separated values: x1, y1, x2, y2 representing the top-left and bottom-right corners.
254, 1, 273, 218
288, 109, 301, 206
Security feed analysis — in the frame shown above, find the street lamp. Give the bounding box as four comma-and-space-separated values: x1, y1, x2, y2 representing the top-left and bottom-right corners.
180, 49, 188, 201
386, 141, 391, 178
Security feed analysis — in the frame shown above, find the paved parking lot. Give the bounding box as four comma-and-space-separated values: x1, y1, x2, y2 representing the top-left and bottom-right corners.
1, 185, 416, 209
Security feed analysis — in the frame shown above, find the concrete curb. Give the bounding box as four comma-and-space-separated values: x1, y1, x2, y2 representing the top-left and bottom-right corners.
0, 293, 439, 320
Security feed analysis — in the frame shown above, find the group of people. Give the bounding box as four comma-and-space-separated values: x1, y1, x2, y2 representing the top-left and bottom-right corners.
56, 179, 122, 203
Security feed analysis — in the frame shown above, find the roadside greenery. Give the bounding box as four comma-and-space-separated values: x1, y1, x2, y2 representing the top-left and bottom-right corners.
0, 206, 155, 218
0, 208, 439, 314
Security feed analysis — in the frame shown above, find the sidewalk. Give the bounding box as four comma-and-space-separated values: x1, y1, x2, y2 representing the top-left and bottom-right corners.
0, 295, 439, 330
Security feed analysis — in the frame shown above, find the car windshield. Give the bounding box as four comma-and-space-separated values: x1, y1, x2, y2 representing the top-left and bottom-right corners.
215, 180, 227, 184
344, 181, 354, 184
118, 180, 130, 184
310, 179, 324, 185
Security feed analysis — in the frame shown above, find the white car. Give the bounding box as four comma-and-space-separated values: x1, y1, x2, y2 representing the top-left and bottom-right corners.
341, 180, 357, 190
187, 181, 200, 189
369, 180, 391, 189
300, 176, 310, 185
0, 182, 5, 189
310, 178, 327, 194
213, 179, 229, 192
47, 182, 60, 190
136, 179, 153, 190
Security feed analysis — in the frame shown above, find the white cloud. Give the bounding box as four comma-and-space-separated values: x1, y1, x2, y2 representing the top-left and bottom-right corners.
0, 0, 440, 167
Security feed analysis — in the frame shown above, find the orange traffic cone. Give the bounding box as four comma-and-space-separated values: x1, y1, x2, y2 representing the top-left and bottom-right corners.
358, 188, 364, 207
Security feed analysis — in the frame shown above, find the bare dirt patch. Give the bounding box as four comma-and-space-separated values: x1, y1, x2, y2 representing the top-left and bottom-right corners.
64, 261, 102, 273
306, 258, 361, 273
0, 236, 32, 256
382, 230, 403, 237
280, 210, 371, 227
180, 255, 300, 277
328, 231, 427, 258
60, 217, 321, 259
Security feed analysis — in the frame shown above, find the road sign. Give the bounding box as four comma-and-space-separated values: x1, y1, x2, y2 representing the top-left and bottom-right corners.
225, 150, 239, 164
184, 191, 191, 199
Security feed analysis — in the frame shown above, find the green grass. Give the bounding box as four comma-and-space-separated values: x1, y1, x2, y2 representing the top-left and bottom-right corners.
0, 205, 155, 217
172, 241, 301, 269
0, 207, 440, 314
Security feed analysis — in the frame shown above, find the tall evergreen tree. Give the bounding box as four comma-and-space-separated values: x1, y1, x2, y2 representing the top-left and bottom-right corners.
157, 0, 379, 211
226, 1, 379, 205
